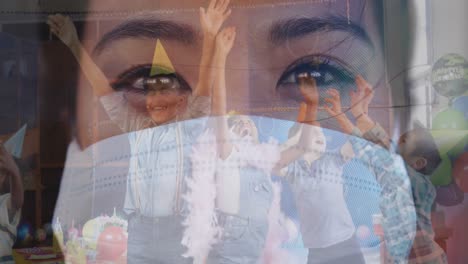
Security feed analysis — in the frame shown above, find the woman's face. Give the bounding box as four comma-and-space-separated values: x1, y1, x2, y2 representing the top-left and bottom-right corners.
79, 0, 386, 141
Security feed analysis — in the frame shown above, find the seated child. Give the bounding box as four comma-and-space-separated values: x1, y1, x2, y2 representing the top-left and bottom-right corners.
0, 144, 23, 264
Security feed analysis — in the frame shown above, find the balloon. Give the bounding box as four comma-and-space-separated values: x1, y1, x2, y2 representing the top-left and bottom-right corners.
432, 109, 468, 130
82, 218, 100, 250
453, 96, 468, 120
356, 225, 371, 240
430, 130, 468, 158
431, 154, 453, 186
17, 223, 32, 242
453, 152, 468, 192
434, 182, 464, 206
431, 53, 468, 98
97, 226, 128, 261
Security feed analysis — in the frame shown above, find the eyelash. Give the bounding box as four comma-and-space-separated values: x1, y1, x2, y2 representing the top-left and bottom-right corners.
110, 64, 190, 93
276, 54, 356, 102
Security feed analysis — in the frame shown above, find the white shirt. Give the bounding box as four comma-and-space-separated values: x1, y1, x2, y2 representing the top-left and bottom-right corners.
284, 131, 356, 249
0, 194, 20, 258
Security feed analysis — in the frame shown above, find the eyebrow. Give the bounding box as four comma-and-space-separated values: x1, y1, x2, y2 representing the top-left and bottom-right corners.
269, 16, 373, 47
93, 18, 196, 55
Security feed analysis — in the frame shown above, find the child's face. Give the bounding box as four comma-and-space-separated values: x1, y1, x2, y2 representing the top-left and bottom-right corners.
231, 116, 258, 140
145, 89, 187, 124
398, 131, 427, 171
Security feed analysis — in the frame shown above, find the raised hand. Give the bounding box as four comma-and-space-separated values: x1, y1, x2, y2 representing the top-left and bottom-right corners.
349, 75, 374, 118
47, 14, 79, 48
298, 75, 319, 107
323, 88, 343, 117
323, 89, 355, 134
215, 27, 236, 56
357, 75, 374, 114
200, 0, 232, 36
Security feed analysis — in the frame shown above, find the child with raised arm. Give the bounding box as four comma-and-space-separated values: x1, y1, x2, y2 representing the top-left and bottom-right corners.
205, 24, 325, 261
0, 144, 24, 264
283, 91, 365, 263
324, 76, 446, 263
48, 1, 234, 263
47, 0, 232, 134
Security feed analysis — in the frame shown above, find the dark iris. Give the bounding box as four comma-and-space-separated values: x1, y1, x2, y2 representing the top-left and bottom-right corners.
276, 55, 356, 103
111, 64, 191, 94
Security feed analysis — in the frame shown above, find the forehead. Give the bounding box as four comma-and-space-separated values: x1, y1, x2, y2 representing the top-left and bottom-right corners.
87, 0, 371, 13
90, 0, 381, 71
86, 0, 384, 120
88, 0, 380, 45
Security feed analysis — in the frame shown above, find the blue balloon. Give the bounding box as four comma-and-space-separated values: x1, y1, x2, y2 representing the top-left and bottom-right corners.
453, 96, 468, 120
17, 223, 32, 241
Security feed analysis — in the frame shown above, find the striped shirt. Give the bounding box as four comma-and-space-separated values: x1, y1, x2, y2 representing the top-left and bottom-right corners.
349, 128, 417, 264
361, 124, 447, 264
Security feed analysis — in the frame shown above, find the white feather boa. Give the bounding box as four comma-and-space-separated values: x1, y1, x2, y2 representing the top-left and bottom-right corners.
234, 135, 281, 174
181, 129, 222, 263
182, 129, 286, 263
260, 182, 303, 264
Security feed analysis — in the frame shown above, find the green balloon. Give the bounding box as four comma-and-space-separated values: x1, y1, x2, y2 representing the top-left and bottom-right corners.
430, 130, 467, 156
433, 109, 468, 130
431, 154, 453, 186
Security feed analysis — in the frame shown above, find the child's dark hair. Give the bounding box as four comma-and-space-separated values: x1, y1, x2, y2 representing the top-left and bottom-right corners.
409, 125, 442, 176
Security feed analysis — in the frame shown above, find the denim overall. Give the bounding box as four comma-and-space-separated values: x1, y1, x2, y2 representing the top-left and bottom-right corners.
207, 166, 274, 264
126, 119, 205, 264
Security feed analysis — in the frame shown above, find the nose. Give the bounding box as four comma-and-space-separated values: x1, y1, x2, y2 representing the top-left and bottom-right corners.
145, 92, 161, 107
222, 16, 250, 113
224, 17, 286, 118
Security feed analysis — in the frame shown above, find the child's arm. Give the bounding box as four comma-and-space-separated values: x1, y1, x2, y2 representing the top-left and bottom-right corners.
194, 0, 232, 98
211, 27, 236, 160
0, 144, 23, 220
349, 76, 392, 149
48, 14, 149, 136
324, 88, 355, 134
274, 76, 326, 172
47, 14, 113, 98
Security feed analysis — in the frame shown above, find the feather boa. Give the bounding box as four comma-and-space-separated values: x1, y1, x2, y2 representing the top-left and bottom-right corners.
234, 135, 280, 174
181, 129, 222, 263
260, 181, 303, 264
182, 129, 283, 263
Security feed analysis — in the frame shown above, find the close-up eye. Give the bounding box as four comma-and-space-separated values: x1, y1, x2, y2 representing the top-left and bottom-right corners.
110, 64, 190, 94
276, 54, 356, 104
